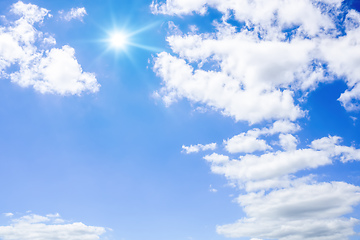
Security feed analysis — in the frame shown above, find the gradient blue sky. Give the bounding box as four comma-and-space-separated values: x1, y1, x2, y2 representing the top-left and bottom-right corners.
0, 0, 360, 240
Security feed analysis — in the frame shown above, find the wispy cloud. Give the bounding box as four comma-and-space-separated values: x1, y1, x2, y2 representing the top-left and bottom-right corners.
59, 7, 87, 22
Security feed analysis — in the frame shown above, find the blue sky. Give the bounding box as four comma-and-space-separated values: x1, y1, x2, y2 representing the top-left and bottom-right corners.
0, 0, 360, 240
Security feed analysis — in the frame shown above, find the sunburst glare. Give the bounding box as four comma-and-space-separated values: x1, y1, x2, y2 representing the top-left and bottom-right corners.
109, 31, 128, 49
97, 20, 163, 58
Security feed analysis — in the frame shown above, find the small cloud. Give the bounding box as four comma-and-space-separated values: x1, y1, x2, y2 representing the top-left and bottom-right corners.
189, 25, 198, 33
3, 213, 13, 217
351, 116, 357, 125
59, 7, 87, 22
209, 185, 218, 193
43, 36, 56, 45
182, 143, 217, 154
167, 21, 182, 35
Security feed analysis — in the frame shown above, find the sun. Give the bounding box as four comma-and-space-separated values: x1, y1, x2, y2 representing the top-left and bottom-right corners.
101, 22, 162, 55
109, 32, 128, 49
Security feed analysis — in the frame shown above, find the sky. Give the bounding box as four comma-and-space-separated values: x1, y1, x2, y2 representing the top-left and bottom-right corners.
0, 0, 360, 239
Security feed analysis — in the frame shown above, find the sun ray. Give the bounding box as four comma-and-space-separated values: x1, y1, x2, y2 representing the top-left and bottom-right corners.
126, 21, 162, 37
127, 42, 164, 52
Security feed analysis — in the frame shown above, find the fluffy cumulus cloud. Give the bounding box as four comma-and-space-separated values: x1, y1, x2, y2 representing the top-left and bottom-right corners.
205, 132, 360, 191
0, 1, 99, 95
224, 133, 271, 154
217, 182, 360, 240
152, 0, 360, 123
206, 126, 360, 239
59, 7, 87, 22
179, 108, 357, 240
0, 213, 106, 240
152, 0, 360, 238
223, 120, 300, 153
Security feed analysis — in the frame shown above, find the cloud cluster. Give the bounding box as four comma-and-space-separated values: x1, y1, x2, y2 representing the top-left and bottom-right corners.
206, 128, 360, 191
198, 127, 360, 240
0, 1, 99, 95
152, 1, 360, 238
204, 124, 360, 239
152, 0, 360, 123
0, 213, 106, 240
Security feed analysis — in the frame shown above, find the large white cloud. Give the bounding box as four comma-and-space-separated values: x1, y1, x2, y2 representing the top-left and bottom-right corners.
152, 0, 360, 123
0, 213, 106, 240
0, 1, 99, 95
217, 182, 360, 240
202, 132, 360, 239
154, 0, 360, 239
153, 47, 304, 123
205, 133, 360, 190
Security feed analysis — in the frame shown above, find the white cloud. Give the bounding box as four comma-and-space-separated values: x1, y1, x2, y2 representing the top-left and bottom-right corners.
217, 182, 360, 240
60, 7, 87, 22
11, 1, 49, 24
153, 49, 303, 124
203, 153, 229, 163
265, 120, 301, 135
311, 136, 360, 162
206, 135, 360, 189
153, 0, 360, 239
43, 36, 56, 45
182, 142, 216, 154
152, 0, 342, 35
279, 133, 298, 151
0, 213, 106, 240
223, 120, 300, 154
0, 1, 99, 95
203, 134, 360, 238
3, 213, 13, 217
151, 0, 208, 15
207, 148, 331, 184
11, 46, 99, 95
244, 175, 315, 192
224, 132, 271, 154
153, 0, 360, 124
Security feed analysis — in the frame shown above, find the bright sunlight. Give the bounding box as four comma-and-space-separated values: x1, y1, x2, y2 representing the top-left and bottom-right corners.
109, 31, 128, 49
